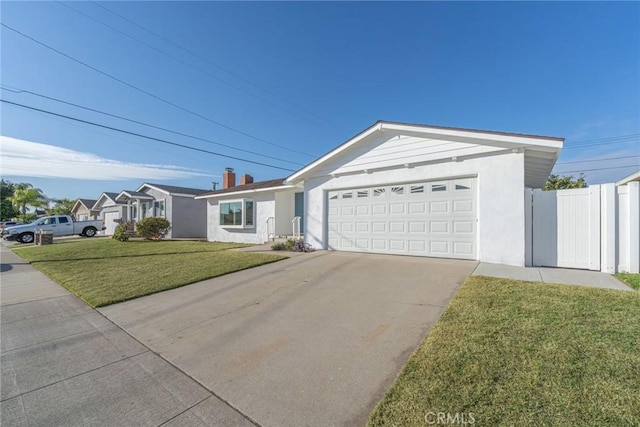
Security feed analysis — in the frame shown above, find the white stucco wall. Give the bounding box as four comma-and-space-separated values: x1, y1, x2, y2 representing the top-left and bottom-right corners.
303, 151, 527, 266
207, 193, 276, 244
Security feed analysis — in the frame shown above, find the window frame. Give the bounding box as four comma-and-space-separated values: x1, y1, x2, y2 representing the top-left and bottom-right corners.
153, 199, 166, 218
219, 198, 256, 229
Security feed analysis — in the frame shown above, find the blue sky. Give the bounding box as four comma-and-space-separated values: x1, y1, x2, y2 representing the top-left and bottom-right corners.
1, 1, 638, 201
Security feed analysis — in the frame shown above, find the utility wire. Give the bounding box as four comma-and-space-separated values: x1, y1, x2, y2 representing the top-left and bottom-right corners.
562, 138, 639, 150
556, 155, 640, 165
90, 0, 348, 134
56, 1, 337, 136
0, 22, 315, 158
1, 99, 296, 172
554, 164, 639, 174
565, 133, 640, 145
1, 85, 303, 166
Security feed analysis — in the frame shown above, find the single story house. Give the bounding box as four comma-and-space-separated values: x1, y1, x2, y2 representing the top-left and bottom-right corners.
110, 183, 208, 239
71, 199, 100, 221
197, 121, 563, 267
93, 192, 129, 235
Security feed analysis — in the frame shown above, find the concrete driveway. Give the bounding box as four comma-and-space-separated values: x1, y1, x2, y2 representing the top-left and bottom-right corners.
100, 251, 475, 426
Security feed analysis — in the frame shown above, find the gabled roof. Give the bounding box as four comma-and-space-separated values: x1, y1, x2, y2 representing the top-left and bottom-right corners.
616, 170, 640, 186
137, 182, 209, 196
72, 199, 98, 213
195, 178, 290, 199
92, 192, 126, 209
116, 190, 154, 201
285, 120, 564, 188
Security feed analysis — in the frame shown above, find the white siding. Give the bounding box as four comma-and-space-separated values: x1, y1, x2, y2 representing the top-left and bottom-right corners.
313, 133, 504, 177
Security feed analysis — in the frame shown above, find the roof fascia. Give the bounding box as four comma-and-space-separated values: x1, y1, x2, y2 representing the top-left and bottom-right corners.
195, 185, 295, 199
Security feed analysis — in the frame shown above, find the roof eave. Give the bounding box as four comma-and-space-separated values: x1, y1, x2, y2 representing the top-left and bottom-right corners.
285, 121, 564, 184
195, 185, 295, 199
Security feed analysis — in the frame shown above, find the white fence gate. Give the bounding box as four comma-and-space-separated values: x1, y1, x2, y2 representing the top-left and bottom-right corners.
532, 187, 600, 270
527, 181, 639, 273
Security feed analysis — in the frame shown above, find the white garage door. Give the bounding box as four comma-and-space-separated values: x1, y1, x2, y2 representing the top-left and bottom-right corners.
103, 212, 121, 235
327, 177, 477, 259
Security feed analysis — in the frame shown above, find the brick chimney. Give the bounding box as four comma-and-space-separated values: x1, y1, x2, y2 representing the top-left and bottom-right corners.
240, 174, 254, 185
222, 167, 236, 189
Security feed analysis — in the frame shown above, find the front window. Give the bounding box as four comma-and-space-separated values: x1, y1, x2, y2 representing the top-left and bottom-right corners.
140, 202, 148, 220
154, 200, 165, 218
220, 199, 255, 228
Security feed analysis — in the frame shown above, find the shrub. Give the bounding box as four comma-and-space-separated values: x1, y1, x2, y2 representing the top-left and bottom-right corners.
271, 242, 287, 251
112, 221, 132, 242
135, 217, 171, 240
271, 238, 314, 252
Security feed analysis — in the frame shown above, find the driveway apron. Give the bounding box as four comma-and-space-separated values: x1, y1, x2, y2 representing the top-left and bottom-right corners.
100, 251, 476, 426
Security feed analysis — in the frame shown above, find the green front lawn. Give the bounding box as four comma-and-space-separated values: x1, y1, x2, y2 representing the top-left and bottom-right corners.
13, 239, 287, 307
369, 276, 640, 427
615, 273, 640, 291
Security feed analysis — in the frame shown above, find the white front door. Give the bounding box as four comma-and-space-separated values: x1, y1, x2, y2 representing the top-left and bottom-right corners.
327, 177, 477, 259
103, 212, 121, 235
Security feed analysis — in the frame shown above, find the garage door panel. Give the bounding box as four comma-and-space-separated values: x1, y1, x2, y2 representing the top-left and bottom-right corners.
409, 221, 426, 233
372, 204, 386, 215
409, 202, 426, 214
372, 222, 386, 232
453, 200, 473, 213
389, 222, 404, 233
453, 241, 474, 256
326, 178, 476, 260
389, 240, 406, 251
429, 221, 448, 233
355, 205, 369, 215
389, 203, 405, 215
429, 201, 449, 214
453, 221, 474, 233
430, 241, 449, 254
409, 240, 427, 252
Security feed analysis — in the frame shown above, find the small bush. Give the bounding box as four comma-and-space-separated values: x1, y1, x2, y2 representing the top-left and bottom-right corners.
271, 238, 314, 252
135, 217, 171, 240
112, 221, 132, 242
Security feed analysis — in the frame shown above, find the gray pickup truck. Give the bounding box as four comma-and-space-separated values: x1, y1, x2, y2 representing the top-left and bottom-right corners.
3, 215, 105, 243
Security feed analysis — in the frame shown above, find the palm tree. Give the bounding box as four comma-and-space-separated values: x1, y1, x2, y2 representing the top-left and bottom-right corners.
11, 183, 48, 217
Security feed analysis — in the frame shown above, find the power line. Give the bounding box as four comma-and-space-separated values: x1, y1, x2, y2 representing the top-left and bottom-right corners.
565, 133, 640, 145
556, 155, 640, 165
1, 99, 296, 172
90, 0, 348, 134
1, 85, 303, 166
0, 22, 315, 158
56, 1, 339, 136
554, 164, 639, 174
562, 138, 639, 150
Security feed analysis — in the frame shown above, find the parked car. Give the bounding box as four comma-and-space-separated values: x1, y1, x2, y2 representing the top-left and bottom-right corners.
3, 215, 105, 243
0, 221, 24, 235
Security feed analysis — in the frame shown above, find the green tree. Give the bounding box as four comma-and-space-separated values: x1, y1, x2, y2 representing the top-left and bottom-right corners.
0, 180, 19, 220
543, 173, 587, 191
10, 183, 48, 219
48, 198, 76, 215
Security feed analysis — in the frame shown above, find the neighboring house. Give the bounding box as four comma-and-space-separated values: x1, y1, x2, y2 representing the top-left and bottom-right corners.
92, 192, 128, 235
197, 120, 563, 267
113, 183, 208, 239
71, 199, 99, 221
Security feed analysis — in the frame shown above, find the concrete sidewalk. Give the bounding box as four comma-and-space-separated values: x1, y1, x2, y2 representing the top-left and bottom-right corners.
472, 262, 633, 291
0, 244, 254, 426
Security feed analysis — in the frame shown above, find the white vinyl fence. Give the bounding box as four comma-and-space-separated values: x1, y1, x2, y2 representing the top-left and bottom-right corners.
525, 181, 639, 273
